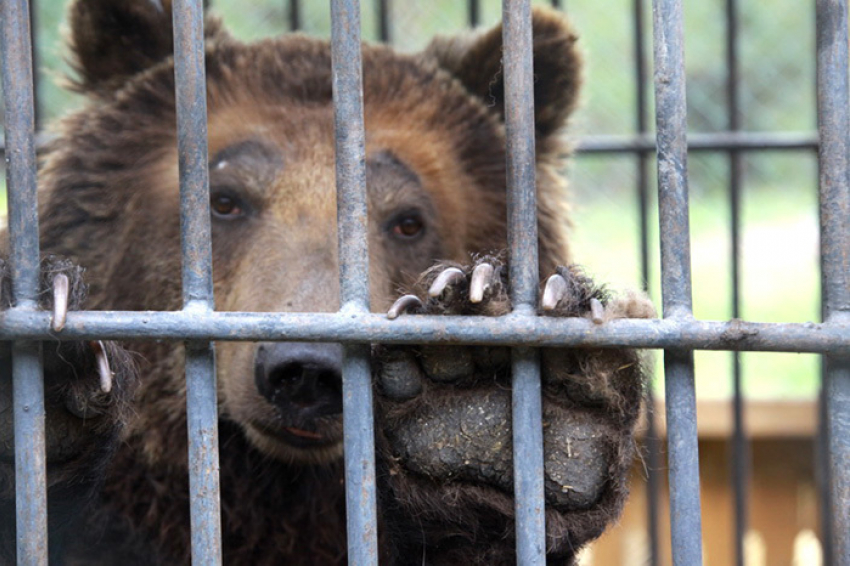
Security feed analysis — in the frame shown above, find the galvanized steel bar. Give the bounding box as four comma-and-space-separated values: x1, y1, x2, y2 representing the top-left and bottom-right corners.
725, 2, 749, 565
171, 0, 222, 564
1, 0, 48, 562
331, 0, 370, 312
503, 0, 546, 563
330, 0, 378, 563
2, 0, 40, 306
0, 311, 848, 352
817, 384, 835, 566
377, 0, 391, 43
816, 1, 850, 564
29, 0, 41, 129
172, 0, 215, 308
0, 130, 821, 158
182, 339, 220, 563
651, 0, 703, 564
575, 131, 819, 154
469, 0, 480, 27
632, 0, 661, 563
289, 0, 302, 31
11, 341, 45, 566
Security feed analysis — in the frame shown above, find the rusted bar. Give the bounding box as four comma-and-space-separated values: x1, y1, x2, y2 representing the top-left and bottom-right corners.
503, 0, 546, 563
651, 0, 703, 564
816, 1, 850, 564
1, 0, 48, 562
330, 0, 378, 563
171, 0, 222, 563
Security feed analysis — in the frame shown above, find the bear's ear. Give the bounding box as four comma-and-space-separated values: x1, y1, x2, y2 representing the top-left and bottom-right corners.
66, 0, 222, 95
422, 7, 582, 139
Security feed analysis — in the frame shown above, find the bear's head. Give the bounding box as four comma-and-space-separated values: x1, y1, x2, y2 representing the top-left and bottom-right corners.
40, 0, 582, 464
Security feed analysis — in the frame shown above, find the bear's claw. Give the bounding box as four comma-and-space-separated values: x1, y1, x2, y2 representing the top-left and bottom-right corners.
589, 297, 605, 324
541, 273, 568, 311
386, 294, 424, 320
427, 267, 465, 298
52, 273, 70, 332
469, 262, 497, 303
89, 340, 114, 394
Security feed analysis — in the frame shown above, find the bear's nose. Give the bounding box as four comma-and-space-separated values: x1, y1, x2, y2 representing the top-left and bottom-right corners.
254, 342, 343, 419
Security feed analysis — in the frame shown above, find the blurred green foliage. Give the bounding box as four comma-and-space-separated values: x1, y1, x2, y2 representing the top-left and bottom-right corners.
3, 0, 822, 397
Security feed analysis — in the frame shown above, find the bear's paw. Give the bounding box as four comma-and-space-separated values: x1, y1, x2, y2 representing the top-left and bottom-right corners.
374, 260, 654, 564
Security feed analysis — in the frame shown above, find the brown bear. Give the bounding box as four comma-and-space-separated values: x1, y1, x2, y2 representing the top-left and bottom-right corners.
0, 0, 654, 564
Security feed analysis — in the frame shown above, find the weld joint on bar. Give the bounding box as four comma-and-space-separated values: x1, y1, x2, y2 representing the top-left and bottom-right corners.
509, 304, 538, 317
339, 301, 369, 316
8, 301, 39, 312
664, 305, 694, 320
827, 310, 850, 325
183, 300, 213, 315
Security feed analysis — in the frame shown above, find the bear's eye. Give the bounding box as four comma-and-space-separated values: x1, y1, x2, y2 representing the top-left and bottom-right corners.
210, 193, 244, 219
389, 213, 425, 240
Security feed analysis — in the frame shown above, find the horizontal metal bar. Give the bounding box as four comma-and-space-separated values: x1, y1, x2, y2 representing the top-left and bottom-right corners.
1, 310, 847, 353
574, 131, 819, 153
0, 131, 820, 158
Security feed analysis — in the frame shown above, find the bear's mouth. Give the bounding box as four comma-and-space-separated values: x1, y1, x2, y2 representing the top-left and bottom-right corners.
243, 418, 344, 463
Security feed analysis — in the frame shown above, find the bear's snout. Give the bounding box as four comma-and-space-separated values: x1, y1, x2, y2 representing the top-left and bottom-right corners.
254, 342, 344, 424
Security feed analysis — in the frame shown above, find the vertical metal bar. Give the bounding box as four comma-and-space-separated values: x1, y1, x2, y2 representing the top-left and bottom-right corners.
817, 383, 835, 566
171, 0, 222, 564
1, 0, 48, 563
377, 0, 391, 43
816, 1, 850, 564
3, 0, 40, 306
29, 0, 40, 129
11, 342, 45, 566
725, 2, 749, 565
633, 0, 661, 564
469, 0, 480, 27
173, 0, 214, 309
289, 0, 302, 31
503, 0, 546, 563
330, 1, 378, 564
651, 0, 703, 564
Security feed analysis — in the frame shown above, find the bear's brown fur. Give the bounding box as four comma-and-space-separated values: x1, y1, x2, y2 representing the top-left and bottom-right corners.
0, 1, 653, 564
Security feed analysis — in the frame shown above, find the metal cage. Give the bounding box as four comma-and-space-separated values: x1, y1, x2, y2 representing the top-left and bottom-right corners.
1, 0, 848, 564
